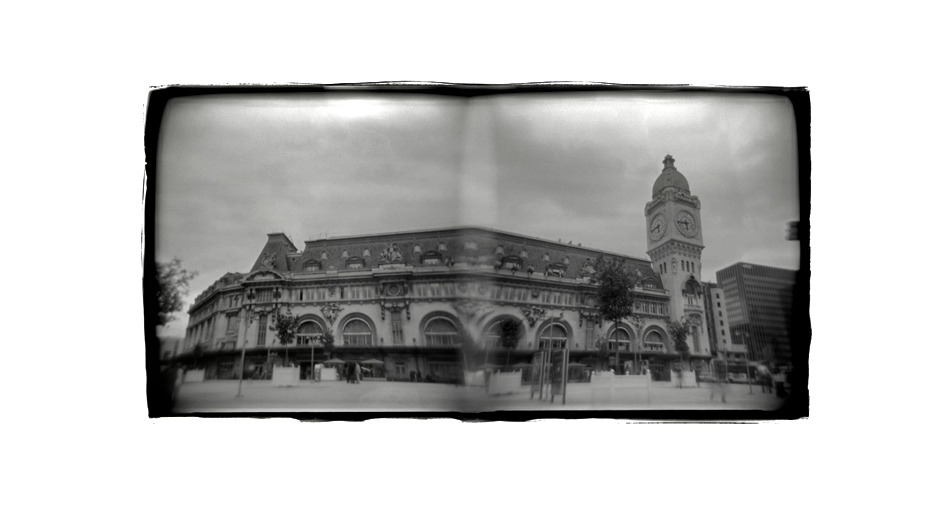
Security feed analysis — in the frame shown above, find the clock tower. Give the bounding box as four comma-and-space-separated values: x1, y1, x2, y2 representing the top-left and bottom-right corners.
645, 155, 711, 357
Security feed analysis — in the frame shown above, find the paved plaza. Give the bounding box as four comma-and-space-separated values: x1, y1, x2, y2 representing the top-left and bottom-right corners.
173, 379, 787, 413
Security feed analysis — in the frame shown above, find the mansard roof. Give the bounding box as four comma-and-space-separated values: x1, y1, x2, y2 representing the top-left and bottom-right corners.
249, 226, 662, 287
250, 233, 299, 272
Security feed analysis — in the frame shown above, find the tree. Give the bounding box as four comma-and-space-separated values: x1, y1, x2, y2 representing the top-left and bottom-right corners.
595, 337, 610, 372
155, 258, 197, 326
592, 255, 636, 373
668, 318, 692, 368
269, 307, 299, 366
498, 318, 522, 370
318, 330, 335, 360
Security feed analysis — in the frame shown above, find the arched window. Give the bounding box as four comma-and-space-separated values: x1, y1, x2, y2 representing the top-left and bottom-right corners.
643, 330, 665, 352
539, 323, 567, 349
342, 319, 373, 347
486, 318, 521, 348
296, 320, 324, 346
424, 318, 458, 347
609, 328, 631, 351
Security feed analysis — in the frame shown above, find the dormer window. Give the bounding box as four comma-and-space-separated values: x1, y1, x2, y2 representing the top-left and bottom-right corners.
303, 260, 321, 272
342, 250, 349, 259
413, 244, 422, 254
564, 257, 571, 266
501, 255, 524, 271
420, 250, 443, 266
543, 252, 550, 262
438, 242, 447, 252
546, 263, 567, 277
321, 251, 328, 260
520, 249, 528, 258
494, 245, 504, 255
346, 256, 364, 269
464, 241, 478, 251
363, 248, 371, 258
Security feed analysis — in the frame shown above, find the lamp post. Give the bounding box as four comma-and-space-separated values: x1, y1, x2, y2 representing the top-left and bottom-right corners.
632, 316, 643, 376
744, 331, 753, 394
544, 313, 564, 404
236, 288, 256, 398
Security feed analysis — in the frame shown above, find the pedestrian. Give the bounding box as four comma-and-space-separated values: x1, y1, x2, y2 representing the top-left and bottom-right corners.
315, 363, 322, 382
676, 368, 683, 389
760, 368, 773, 394
710, 359, 727, 403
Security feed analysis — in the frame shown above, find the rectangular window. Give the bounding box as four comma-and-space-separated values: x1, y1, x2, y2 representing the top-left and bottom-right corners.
227, 315, 238, 333
256, 315, 267, 347
391, 310, 403, 345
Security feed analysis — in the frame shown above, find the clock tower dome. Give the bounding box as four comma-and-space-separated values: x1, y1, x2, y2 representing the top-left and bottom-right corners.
644, 155, 711, 357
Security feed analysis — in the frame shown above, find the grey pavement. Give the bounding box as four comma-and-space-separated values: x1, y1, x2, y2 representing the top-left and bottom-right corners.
173, 379, 786, 413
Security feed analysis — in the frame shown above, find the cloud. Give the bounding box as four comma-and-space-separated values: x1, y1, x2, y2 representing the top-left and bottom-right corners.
154, 91, 801, 336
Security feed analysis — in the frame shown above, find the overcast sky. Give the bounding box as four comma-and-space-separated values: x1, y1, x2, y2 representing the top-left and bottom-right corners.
156, 90, 800, 337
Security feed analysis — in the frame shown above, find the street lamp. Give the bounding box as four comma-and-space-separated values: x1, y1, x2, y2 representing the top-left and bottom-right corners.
632, 316, 643, 376
743, 331, 753, 394
236, 288, 256, 398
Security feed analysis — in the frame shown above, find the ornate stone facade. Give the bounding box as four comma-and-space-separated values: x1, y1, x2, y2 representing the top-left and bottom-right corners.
179, 156, 714, 382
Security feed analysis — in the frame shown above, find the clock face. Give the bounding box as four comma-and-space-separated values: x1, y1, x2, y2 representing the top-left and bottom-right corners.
649, 214, 667, 241
675, 211, 697, 237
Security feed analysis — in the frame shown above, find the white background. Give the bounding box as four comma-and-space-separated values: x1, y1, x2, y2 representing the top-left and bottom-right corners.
3, 1, 943, 516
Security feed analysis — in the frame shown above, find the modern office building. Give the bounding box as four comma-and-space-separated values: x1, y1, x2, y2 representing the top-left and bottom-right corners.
715, 262, 797, 365
702, 283, 737, 358
179, 156, 715, 382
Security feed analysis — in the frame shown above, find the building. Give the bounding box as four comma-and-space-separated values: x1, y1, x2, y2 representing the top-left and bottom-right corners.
715, 262, 797, 366
180, 156, 714, 382
702, 282, 736, 357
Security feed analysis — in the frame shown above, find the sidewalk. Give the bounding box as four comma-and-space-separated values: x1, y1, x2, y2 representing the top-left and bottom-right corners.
174, 379, 786, 413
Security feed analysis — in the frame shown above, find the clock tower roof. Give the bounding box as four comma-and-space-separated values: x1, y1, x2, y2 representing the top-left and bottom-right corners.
652, 155, 691, 197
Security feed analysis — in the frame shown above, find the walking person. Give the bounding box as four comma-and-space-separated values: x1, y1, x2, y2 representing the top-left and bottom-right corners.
759, 366, 773, 394
710, 358, 727, 403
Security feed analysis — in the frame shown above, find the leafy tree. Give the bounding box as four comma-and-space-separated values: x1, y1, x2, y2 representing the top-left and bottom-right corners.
667, 318, 692, 368
498, 318, 522, 370
318, 330, 335, 360
269, 307, 299, 366
592, 255, 636, 373
595, 337, 610, 372
155, 258, 197, 326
